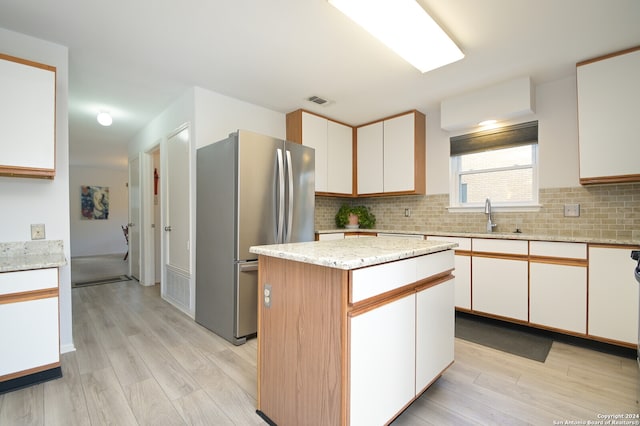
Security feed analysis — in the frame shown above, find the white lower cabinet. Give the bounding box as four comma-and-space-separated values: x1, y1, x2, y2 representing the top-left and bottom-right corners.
416, 279, 454, 393
588, 246, 639, 344
529, 262, 587, 333
349, 294, 416, 426
0, 268, 60, 380
472, 256, 528, 321
0, 297, 60, 377
427, 236, 471, 310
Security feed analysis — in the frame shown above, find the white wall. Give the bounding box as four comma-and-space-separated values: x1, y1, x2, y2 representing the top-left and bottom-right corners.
193, 86, 286, 148
128, 85, 285, 315
425, 75, 581, 195
69, 166, 129, 257
0, 28, 73, 353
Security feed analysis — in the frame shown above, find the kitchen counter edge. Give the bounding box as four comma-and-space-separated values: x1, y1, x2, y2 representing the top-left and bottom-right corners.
0, 240, 67, 273
316, 229, 639, 246
250, 238, 457, 270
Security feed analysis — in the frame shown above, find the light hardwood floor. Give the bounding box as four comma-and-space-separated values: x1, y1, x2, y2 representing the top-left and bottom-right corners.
0, 279, 638, 425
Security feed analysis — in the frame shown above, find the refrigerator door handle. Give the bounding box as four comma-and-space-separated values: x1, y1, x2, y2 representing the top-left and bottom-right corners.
285, 150, 294, 243
276, 148, 285, 243
239, 261, 259, 272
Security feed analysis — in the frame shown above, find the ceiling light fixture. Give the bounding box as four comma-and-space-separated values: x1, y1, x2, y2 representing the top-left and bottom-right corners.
97, 111, 113, 126
328, 0, 464, 73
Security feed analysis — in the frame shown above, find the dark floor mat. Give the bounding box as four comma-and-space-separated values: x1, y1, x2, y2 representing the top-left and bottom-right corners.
455, 313, 553, 362
72, 275, 131, 288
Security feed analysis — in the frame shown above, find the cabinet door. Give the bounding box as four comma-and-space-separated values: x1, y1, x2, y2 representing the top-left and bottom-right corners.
0, 54, 56, 178
453, 255, 471, 310
472, 257, 528, 320
350, 294, 415, 426
588, 246, 639, 344
530, 263, 587, 333
416, 279, 454, 394
577, 48, 640, 183
356, 121, 383, 195
327, 120, 353, 194
302, 112, 328, 192
0, 297, 59, 377
383, 112, 415, 192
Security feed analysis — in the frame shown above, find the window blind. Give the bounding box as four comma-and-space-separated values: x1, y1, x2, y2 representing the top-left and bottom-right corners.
450, 120, 538, 156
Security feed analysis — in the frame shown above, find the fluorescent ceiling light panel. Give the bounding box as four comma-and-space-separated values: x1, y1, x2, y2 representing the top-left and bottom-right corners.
329, 0, 464, 73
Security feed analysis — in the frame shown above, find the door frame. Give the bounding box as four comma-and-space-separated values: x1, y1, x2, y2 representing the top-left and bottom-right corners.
139, 141, 161, 287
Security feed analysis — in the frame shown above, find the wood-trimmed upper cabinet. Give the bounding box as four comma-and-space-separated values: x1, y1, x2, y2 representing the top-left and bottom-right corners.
0, 53, 56, 179
577, 46, 640, 185
286, 110, 354, 196
356, 110, 425, 196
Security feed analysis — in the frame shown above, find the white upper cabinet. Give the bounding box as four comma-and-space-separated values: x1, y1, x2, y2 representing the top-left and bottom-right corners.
0, 53, 56, 179
326, 119, 353, 194
577, 47, 640, 184
287, 110, 353, 196
356, 110, 425, 196
301, 112, 328, 191
356, 121, 384, 194
383, 112, 416, 192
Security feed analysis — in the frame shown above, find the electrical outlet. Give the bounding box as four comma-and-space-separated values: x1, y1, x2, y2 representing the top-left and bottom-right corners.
31, 224, 45, 240
404, 208, 411, 217
564, 203, 580, 217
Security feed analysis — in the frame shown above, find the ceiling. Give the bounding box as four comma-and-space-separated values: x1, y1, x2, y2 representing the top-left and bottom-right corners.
1, 0, 639, 169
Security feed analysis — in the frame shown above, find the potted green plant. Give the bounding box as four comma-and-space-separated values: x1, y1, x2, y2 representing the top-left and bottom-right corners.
335, 204, 376, 229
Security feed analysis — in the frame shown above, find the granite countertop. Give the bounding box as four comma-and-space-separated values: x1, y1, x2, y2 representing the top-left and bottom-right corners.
250, 237, 457, 270
0, 240, 67, 273
316, 229, 639, 246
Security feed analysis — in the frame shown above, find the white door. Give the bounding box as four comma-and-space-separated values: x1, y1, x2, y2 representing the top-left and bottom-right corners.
163, 125, 191, 311
128, 156, 140, 280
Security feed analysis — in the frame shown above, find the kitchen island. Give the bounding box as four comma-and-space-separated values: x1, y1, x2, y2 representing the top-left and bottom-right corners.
250, 237, 457, 426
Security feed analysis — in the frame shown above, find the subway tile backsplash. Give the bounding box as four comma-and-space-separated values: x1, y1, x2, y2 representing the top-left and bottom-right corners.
315, 183, 640, 242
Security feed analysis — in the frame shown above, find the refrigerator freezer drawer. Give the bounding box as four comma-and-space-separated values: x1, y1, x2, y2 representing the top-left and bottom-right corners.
236, 261, 258, 341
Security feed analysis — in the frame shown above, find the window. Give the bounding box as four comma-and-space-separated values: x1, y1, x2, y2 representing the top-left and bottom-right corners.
450, 121, 539, 209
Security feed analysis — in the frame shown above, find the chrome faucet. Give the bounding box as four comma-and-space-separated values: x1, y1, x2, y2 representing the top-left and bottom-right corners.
484, 198, 497, 233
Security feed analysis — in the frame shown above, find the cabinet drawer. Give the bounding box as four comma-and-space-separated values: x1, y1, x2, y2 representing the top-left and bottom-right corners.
0, 268, 58, 296
317, 233, 344, 241
377, 233, 424, 239
350, 250, 453, 303
530, 241, 587, 259
472, 238, 528, 255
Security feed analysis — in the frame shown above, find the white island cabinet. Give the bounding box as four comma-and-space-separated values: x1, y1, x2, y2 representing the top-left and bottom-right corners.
251, 237, 456, 426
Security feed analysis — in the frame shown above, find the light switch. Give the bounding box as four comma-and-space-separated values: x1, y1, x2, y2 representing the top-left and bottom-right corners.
564, 204, 580, 217
31, 224, 46, 240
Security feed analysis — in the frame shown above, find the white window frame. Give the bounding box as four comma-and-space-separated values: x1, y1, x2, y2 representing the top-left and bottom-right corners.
448, 144, 541, 212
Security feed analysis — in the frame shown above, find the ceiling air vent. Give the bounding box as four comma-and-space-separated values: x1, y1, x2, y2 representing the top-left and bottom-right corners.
306, 95, 333, 107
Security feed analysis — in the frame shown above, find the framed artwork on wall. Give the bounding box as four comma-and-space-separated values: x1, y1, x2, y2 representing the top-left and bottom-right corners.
81, 185, 109, 220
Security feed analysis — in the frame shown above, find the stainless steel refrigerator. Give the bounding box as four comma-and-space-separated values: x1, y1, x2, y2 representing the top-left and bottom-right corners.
195, 130, 315, 345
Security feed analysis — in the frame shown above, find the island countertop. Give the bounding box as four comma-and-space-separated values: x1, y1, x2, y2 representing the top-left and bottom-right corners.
249, 237, 457, 270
